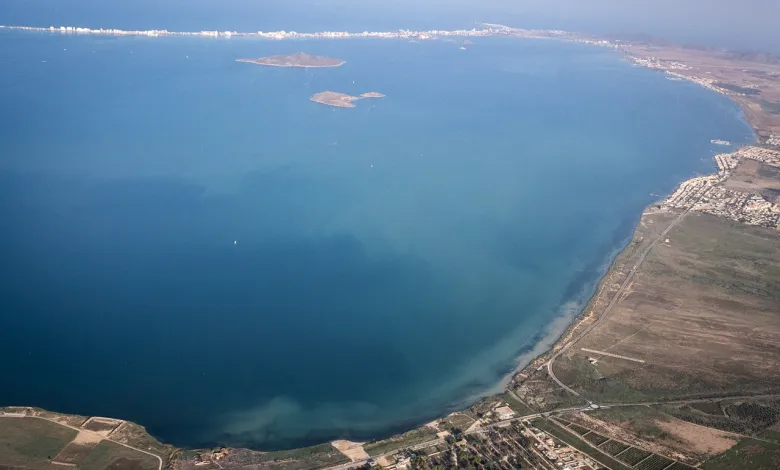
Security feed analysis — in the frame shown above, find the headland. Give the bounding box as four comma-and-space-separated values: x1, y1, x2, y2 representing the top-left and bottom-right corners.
236, 52, 344, 68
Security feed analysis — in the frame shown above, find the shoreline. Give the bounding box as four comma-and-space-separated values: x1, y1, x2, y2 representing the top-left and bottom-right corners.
2, 21, 779, 459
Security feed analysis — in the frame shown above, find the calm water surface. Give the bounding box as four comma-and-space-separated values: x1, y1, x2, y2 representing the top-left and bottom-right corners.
0, 30, 753, 449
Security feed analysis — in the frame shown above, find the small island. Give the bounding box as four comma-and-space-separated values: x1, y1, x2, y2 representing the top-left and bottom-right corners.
236, 52, 345, 68
311, 91, 385, 108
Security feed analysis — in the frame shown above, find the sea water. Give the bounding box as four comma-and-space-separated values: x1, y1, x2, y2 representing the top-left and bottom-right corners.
0, 30, 753, 449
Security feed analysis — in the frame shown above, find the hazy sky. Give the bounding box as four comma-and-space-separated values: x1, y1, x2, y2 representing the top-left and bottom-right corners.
3, 0, 779, 51
370, 0, 780, 50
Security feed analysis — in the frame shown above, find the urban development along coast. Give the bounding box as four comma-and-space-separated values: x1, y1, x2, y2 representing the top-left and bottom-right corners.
3, 21, 780, 470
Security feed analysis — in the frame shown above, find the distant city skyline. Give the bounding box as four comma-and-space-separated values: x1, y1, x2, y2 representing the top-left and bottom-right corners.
1, 0, 779, 53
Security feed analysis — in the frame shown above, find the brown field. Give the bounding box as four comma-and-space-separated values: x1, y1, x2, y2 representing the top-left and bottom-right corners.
566, 406, 737, 465
80, 441, 159, 470
0, 417, 77, 469
513, 210, 682, 406
725, 159, 780, 203
53, 441, 101, 465
83, 417, 122, 436
552, 212, 780, 403
108, 421, 173, 460
0, 415, 166, 470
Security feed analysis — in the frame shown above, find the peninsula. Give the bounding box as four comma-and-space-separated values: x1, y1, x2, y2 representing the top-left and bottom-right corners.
236, 52, 344, 68
310, 91, 385, 108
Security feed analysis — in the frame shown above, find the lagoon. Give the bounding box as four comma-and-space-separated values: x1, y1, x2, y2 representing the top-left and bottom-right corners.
0, 32, 753, 449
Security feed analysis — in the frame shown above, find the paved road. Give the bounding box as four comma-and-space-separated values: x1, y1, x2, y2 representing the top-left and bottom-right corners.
546, 203, 700, 400
0, 415, 163, 470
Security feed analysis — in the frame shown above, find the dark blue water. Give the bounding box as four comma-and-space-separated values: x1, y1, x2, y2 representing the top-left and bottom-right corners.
0, 26, 753, 450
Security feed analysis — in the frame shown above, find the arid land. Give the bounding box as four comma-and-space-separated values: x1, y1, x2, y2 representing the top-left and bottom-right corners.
4, 27, 780, 470
310, 91, 385, 108
236, 52, 345, 68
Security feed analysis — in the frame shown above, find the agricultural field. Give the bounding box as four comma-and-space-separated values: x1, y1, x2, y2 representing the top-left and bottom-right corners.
619, 446, 652, 466
532, 418, 634, 470
598, 439, 630, 456
0, 417, 77, 469
635, 453, 673, 470
80, 441, 159, 470
0, 416, 161, 470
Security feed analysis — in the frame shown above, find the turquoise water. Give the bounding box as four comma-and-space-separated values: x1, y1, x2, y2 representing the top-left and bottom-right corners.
0, 31, 753, 449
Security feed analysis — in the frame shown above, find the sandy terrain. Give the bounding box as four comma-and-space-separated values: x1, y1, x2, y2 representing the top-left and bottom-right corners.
331, 440, 369, 461
71, 429, 103, 444
655, 419, 737, 456
310, 91, 384, 108
82, 417, 124, 436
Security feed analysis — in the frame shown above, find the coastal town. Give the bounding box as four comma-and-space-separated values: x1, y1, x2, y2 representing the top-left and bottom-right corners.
0, 24, 524, 40
661, 146, 780, 228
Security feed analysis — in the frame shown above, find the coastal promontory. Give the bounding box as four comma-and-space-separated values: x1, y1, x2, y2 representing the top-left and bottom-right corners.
311, 91, 385, 108
236, 52, 345, 68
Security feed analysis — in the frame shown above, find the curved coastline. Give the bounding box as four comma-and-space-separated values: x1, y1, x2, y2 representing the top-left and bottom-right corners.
1, 21, 777, 461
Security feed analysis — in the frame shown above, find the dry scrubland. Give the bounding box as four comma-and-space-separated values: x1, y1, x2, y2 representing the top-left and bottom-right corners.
553, 213, 780, 402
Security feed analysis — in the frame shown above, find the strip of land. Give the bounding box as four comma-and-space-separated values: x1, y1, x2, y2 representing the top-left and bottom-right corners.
310, 91, 385, 108
236, 52, 345, 68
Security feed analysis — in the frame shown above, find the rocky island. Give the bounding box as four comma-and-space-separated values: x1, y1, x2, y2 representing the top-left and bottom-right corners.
236, 52, 345, 68
310, 91, 385, 108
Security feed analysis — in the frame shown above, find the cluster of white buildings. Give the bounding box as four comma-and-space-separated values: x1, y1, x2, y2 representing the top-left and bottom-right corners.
0, 24, 514, 41
630, 56, 690, 71
524, 425, 597, 470
662, 175, 722, 210
693, 186, 780, 226
735, 145, 780, 166
662, 146, 780, 228
767, 135, 780, 147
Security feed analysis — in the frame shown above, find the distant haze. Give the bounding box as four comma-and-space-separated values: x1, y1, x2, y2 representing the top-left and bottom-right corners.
2, 0, 779, 52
